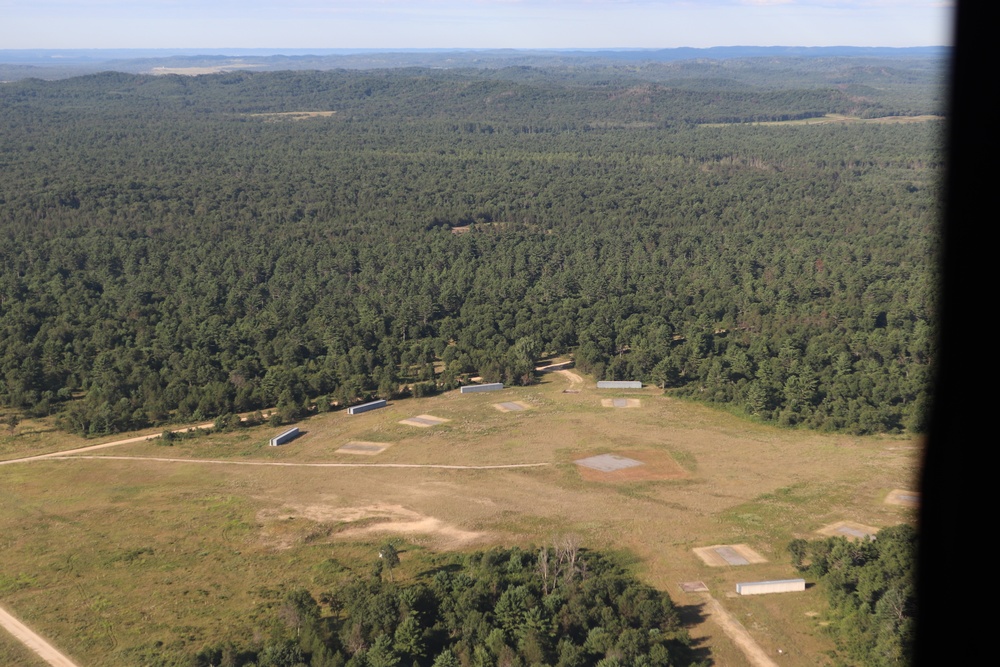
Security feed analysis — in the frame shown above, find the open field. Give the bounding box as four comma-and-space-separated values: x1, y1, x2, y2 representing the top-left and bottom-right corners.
0, 372, 921, 666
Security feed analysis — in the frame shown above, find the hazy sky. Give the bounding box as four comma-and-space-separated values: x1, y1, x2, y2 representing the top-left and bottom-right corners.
0, 1, 952, 50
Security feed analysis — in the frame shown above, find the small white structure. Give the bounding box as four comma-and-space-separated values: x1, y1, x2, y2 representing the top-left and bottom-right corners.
348, 399, 387, 415
736, 579, 806, 596
460, 383, 504, 394
269, 427, 300, 447
597, 380, 642, 389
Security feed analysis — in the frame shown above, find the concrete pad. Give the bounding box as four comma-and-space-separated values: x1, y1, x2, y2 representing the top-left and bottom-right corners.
494, 401, 530, 412
399, 414, 450, 428
337, 441, 390, 456
574, 454, 644, 473
885, 489, 920, 507
693, 544, 767, 567
679, 581, 709, 593
601, 398, 641, 408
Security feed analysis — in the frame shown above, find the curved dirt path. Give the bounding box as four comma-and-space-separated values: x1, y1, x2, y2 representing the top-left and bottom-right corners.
556, 369, 583, 383
0, 604, 80, 667
45, 456, 550, 470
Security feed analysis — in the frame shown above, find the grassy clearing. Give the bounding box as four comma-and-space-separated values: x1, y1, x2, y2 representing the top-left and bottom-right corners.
701, 113, 944, 127
0, 372, 920, 666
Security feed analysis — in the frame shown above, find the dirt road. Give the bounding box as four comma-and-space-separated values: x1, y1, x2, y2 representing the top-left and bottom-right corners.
701, 595, 780, 667
0, 604, 80, 667
46, 456, 550, 470
0, 424, 213, 467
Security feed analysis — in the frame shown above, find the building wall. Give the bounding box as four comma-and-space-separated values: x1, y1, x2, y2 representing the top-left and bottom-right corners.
736, 579, 806, 595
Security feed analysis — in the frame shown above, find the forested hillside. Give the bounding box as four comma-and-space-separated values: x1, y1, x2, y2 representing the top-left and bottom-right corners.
0, 63, 941, 436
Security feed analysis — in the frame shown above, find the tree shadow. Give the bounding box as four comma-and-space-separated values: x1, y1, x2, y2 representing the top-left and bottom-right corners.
675, 600, 714, 666
415, 562, 463, 579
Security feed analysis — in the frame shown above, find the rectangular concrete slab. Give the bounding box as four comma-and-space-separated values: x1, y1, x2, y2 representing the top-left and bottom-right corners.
574, 454, 644, 472
399, 414, 450, 427
337, 441, 390, 455
715, 546, 750, 566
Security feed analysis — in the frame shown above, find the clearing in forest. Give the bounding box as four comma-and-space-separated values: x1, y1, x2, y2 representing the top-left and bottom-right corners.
0, 367, 921, 667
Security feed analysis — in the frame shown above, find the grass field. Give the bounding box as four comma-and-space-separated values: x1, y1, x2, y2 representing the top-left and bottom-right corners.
0, 371, 921, 666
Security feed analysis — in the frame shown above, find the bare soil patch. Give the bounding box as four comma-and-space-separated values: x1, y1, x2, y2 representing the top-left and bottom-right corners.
885, 489, 920, 507
249, 111, 336, 120
337, 441, 391, 456
258, 503, 486, 549
556, 369, 583, 383
815, 520, 879, 540
575, 449, 688, 482
601, 398, 641, 408
494, 401, 530, 413
399, 415, 450, 428
693, 544, 768, 567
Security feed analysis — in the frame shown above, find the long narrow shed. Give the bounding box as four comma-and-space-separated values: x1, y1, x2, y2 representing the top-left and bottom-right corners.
269, 427, 300, 447
348, 399, 387, 415
735, 579, 806, 596
460, 383, 504, 394
597, 381, 642, 389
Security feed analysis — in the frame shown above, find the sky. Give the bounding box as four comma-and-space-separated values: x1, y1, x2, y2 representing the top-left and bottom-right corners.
0, 1, 952, 50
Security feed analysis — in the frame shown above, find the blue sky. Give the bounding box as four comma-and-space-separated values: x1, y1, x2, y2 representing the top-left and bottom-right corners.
0, 1, 952, 50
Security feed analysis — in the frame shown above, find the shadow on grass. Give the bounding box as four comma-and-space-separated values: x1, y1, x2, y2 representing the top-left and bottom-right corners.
676, 601, 714, 666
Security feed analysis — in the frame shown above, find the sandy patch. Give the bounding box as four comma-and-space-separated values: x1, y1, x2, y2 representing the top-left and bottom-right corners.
494, 401, 531, 413
885, 489, 920, 507
601, 398, 641, 408
693, 544, 767, 567
399, 415, 450, 428
330, 504, 485, 548
256, 503, 486, 549
249, 111, 336, 120
337, 441, 390, 456
815, 520, 879, 540
575, 450, 688, 482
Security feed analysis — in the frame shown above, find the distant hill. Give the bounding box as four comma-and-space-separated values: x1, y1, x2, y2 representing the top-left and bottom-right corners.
0, 46, 948, 81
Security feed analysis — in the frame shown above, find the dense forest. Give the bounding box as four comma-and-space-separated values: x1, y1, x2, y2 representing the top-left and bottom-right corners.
789, 525, 916, 667
179, 545, 698, 667
0, 60, 942, 436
